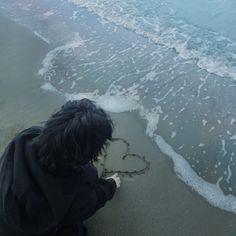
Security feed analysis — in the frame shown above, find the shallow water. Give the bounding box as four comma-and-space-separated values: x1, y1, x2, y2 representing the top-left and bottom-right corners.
1, 0, 236, 214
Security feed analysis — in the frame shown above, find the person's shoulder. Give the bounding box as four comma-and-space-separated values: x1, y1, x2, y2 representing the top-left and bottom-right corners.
15, 126, 43, 140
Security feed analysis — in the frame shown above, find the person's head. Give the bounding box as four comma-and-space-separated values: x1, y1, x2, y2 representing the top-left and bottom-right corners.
36, 99, 113, 175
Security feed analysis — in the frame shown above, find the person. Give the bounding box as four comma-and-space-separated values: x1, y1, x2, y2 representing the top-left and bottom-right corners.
0, 99, 121, 236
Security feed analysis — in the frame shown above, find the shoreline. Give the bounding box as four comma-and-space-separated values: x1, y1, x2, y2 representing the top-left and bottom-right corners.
1, 11, 236, 236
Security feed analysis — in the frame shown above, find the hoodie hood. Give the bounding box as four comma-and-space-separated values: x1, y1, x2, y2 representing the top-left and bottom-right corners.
0, 127, 81, 234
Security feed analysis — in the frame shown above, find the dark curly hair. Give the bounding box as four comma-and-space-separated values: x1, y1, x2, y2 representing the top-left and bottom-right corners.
36, 99, 113, 175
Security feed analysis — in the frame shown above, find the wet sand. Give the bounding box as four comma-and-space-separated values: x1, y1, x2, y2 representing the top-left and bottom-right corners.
1, 12, 236, 236
0, 12, 64, 150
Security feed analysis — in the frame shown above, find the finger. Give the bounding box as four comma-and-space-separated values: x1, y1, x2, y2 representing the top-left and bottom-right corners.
117, 178, 121, 186
117, 181, 121, 187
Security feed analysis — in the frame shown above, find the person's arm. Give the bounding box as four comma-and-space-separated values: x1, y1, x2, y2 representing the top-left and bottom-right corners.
87, 177, 117, 208
84, 164, 120, 203
82, 163, 121, 199
61, 167, 121, 224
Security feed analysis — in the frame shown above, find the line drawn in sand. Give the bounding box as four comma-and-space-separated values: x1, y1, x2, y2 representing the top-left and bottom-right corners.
99, 138, 150, 177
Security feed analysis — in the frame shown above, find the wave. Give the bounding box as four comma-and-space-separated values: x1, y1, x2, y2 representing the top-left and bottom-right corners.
68, 0, 236, 80
38, 32, 84, 76
38, 38, 236, 214
37, 11, 236, 214
41, 77, 236, 215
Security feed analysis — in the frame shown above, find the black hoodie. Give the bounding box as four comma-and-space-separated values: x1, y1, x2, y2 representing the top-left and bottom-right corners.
0, 127, 116, 236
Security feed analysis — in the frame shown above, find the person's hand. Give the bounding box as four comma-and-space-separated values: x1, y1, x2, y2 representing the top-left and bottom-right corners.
106, 173, 121, 188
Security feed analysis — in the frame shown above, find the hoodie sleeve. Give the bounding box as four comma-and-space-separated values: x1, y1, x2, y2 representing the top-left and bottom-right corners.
61, 165, 117, 225
82, 162, 117, 203
88, 177, 117, 206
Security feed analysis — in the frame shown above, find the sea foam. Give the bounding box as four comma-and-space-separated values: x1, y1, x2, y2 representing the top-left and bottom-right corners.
154, 135, 236, 214
68, 0, 236, 81
38, 32, 236, 215
41, 79, 236, 215
38, 32, 84, 76
65, 90, 140, 113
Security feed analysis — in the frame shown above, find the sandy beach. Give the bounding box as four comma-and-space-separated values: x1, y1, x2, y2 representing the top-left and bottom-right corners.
0, 12, 64, 150
1, 11, 236, 236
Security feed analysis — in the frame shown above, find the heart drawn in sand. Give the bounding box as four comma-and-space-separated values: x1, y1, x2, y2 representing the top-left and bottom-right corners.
99, 138, 150, 177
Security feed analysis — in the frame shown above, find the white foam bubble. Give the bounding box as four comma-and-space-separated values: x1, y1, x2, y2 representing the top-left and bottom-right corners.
209, 126, 215, 132
40, 82, 59, 93
43, 10, 55, 17
70, 81, 76, 89
163, 115, 168, 121
221, 139, 227, 157
226, 165, 232, 184
65, 90, 140, 113
178, 107, 185, 114
32, 31, 50, 44
230, 135, 236, 141
17, 22, 50, 44
140, 107, 162, 138
231, 118, 236, 125
38, 33, 84, 76
171, 131, 176, 139
70, 11, 79, 20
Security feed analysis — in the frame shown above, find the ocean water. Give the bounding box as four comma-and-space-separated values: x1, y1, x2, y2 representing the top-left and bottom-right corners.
1, 0, 236, 214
